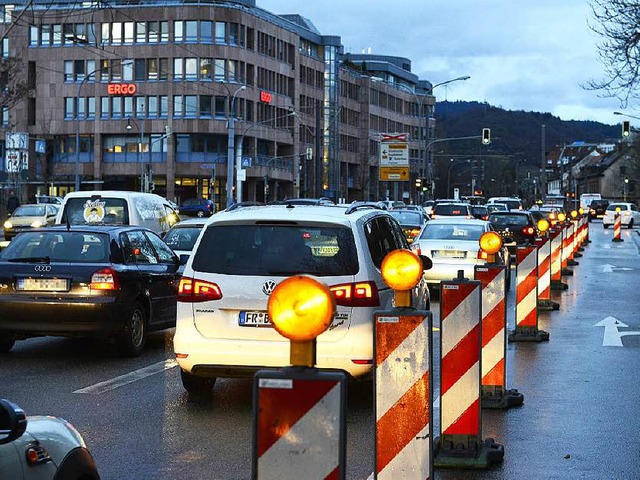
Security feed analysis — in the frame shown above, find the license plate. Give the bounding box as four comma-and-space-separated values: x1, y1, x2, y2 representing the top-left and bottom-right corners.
434, 250, 465, 258
239, 311, 272, 327
17, 277, 69, 292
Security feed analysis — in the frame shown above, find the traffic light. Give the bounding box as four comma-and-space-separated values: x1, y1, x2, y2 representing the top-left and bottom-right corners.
482, 128, 491, 145
415, 177, 422, 190
622, 121, 631, 137
624, 175, 629, 184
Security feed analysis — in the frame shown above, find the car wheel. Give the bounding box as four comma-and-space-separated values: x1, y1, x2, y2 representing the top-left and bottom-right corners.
603, 223, 609, 229
116, 302, 147, 357
180, 369, 216, 394
627, 219, 634, 229
0, 335, 15, 353
197, 210, 205, 218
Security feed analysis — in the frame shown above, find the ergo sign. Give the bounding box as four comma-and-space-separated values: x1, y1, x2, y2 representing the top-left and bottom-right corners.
260, 91, 272, 103
107, 83, 137, 95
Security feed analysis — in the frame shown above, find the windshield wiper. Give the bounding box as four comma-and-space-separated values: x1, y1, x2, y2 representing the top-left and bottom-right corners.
7, 256, 51, 263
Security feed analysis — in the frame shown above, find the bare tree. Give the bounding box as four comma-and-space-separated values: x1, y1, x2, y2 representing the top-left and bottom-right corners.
587, 1, 640, 107
0, 57, 29, 111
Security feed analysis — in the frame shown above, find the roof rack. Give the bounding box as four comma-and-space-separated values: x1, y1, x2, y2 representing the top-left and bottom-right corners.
345, 201, 384, 215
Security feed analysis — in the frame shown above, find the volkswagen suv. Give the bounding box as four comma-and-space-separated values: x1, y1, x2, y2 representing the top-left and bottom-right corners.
174, 204, 431, 394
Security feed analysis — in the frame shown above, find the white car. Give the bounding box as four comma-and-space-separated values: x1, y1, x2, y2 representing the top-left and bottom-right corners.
603, 202, 640, 229
0, 399, 100, 479
487, 197, 523, 212
411, 218, 511, 290
431, 202, 473, 220
162, 218, 207, 258
173, 204, 431, 393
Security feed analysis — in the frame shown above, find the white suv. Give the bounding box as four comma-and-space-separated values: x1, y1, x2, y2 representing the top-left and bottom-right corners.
174, 204, 430, 393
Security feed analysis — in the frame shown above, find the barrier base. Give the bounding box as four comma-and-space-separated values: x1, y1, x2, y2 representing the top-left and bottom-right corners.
568, 259, 579, 266
578, 247, 585, 252
481, 387, 524, 409
434, 437, 504, 469
508, 328, 550, 342
551, 280, 569, 290
574, 252, 583, 257
612, 238, 624, 242
538, 299, 560, 311
561, 268, 574, 276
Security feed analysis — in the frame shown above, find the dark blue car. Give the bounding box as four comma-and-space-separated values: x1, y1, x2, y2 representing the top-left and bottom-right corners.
179, 198, 215, 217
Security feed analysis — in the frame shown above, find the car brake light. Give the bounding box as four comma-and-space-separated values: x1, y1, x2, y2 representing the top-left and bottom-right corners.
412, 245, 422, 256
351, 359, 373, 365
90, 268, 120, 291
178, 277, 223, 302
522, 226, 535, 235
330, 281, 380, 307
477, 250, 488, 260
482, 215, 489, 220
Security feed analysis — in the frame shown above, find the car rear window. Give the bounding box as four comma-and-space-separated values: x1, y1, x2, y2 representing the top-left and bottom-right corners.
0, 231, 110, 263
489, 214, 530, 227
434, 204, 468, 216
607, 203, 628, 211
61, 197, 130, 225
163, 226, 203, 252
419, 223, 485, 240
192, 224, 358, 276
389, 210, 423, 226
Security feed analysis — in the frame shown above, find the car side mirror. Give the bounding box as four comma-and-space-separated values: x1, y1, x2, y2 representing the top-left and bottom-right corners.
0, 399, 27, 445
420, 255, 433, 271
179, 254, 190, 265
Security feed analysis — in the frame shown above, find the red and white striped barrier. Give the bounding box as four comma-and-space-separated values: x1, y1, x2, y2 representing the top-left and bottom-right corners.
434, 277, 504, 468
253, 370, 346, 479
374, 311, 432, 479
509, 245, 549, 342
475, 266, 524, 408
571, 219, 582, 259
561, 224, 574, 276
613, 214, 623, 242
549, 228, 568, 291
535, 236, 559, 310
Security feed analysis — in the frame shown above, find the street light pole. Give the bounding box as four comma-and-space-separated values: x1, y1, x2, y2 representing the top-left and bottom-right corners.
225, 85, 246, 208
126, 118, 145, 192
75, 67, 102, 192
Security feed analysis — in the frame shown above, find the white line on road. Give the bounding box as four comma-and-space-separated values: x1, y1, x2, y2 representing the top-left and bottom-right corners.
74, 359, 178, 394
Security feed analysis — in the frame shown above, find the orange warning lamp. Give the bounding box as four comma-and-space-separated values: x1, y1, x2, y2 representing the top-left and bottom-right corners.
579, 207, 584, 216
381, 249, 423, 308
571, 210, 578, 219
537, 219, 550, 236
479, 231, 503, 263
267, 275, 335, 367
616, 207, 621, 213
558, 212, 566, 223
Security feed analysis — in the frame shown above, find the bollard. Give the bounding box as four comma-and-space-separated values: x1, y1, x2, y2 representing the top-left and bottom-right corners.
570, 211, 582, 258
612, 211, 623, 242
434, 270, 504, 469
535, 220, 559, 311
549, 227, 568, 291
375, 250, 433, 480
253, 276, 347, 480
566, 221, 579, 266
561, 223, 574, 276
509, 245, 550, 342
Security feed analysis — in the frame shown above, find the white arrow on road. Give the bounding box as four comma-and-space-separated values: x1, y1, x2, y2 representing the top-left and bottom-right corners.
594, 316, 640, 347
601, 263, 634, 273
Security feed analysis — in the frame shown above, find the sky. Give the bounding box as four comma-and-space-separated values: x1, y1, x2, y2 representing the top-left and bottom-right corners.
258, 0, 627, 126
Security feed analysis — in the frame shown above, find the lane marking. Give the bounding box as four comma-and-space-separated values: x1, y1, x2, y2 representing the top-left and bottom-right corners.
74, 359, 178, 394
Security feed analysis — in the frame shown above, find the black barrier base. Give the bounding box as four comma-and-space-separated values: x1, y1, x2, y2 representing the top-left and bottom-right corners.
482, 387, 524, 409
551, 280, 569, 290
612, 238, 624, 242
508, 328, 550, 342
574, 252, 583, 257
568, 259, 579, 266
538, 299, 560, 311
561, 268, 574, 276
434, 437, 504, 469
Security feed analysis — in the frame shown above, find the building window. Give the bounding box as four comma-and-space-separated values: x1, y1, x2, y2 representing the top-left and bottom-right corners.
201, 21, 213, 43
160, 96, 168, 117
229, 23, 239, 45
135, 97, 145, 117
215, 22, 226, 43
200, 58, 212, 80
111, 97, 122, 118
185, 58, 197, 80
101, 97, 109, 118
184, 95, 197, 117
2, 107, 9, 127
65, 97, 75, 119
122, 59, 134, 81
124, 96, 134, 117
174, 21, 183, 42
29, 26, 38, 46
215, 96, 226, 118
148, 96, 158, 117
214, 59, 225, 81
173, 95, 183, 117
200, 95, 212, 117
174, 58, 183, 81
87, 97, 96, 119
184, 20, 197, 42
134, 59, 145, 81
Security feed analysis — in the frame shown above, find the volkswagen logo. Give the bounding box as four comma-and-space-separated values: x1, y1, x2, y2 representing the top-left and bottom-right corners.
262, 280, 278, 296
34, 265, 52, 272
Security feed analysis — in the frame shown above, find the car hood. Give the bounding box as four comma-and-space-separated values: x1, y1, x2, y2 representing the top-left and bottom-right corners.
12, 416, 86, 467
5, 216, 46, 226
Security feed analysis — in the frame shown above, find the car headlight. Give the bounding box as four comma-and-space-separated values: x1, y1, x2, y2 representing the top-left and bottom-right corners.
3, 221, 12, 229
31, 220, 43, 228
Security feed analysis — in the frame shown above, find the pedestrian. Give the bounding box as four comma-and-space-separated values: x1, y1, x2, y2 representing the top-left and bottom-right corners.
7, 190, 19, 214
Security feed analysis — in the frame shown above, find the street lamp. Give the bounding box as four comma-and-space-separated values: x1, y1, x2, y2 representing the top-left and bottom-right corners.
75, 67, 103, 191
613, 111, 640, 120
225, 85, 246, 208
125, 117, 146, 192
446, 159, 471, 198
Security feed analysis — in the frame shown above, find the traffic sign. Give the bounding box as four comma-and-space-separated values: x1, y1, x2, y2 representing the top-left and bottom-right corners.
242, 156, 252, 167
379, 132, 409, 182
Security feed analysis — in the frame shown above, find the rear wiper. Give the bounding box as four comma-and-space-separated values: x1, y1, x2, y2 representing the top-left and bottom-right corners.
7, 256, 51, 263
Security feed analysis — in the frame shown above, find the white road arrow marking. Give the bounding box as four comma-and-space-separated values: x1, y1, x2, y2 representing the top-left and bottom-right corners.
601, 264, 633, 273
594, 316, 630, 347
73, 359, 178, 394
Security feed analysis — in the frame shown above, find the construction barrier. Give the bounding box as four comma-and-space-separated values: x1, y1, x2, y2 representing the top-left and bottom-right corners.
535, 236, 559, 310
374, 309, 433, 479
549, 228, 568, 291
475, 265, 524, 409
613, 213, 623, 242
509, 245, 549, 342
572, 219, 582, 258
561, 224, 574, 276
567, 222, 579, 266
434, 273, 504, 468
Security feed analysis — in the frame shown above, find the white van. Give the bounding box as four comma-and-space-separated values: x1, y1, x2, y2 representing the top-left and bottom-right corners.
56, 191, 180, 234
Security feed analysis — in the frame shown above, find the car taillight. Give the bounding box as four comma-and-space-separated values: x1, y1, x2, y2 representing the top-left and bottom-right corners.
477, 250, 488, 260
330, 281, 380, 307
411, 245, 422, 256
90, 268, 120, 291
178, 277, 223, 302
522, 226, 535, 236
482, 215, 489, 220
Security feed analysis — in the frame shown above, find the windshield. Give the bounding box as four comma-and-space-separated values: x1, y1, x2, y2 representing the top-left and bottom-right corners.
192, 224, 358, 276
61, 197, 130, 225
0, 231, 110, 263
12, 205, 46, 217
419, 222, 485, 240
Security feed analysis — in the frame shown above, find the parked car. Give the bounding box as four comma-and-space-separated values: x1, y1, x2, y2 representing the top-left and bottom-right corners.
57, 190, 180, 235
411, 218, 510, 290
603, 202, 640, 229
588, 199, 610, 221
0, 398, 100, 480
173, 203, 431, 394
3, 204, 59, 241
388, 208, 428, 244
178, 197, 216, 217
162, 218, 207, 257
0, 225, 184, 356
431, 202, 472, 220
488, 211, 538, 256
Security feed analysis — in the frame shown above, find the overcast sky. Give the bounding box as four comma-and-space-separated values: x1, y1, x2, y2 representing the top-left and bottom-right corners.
259, 0, 625, 126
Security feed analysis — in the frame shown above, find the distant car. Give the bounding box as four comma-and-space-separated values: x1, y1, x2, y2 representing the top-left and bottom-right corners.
388, 208, 428, 244
411, 218, 510, 290
431, 202, 472, 220
488, 211, 538, 256
3, 204, 59, 241
470, 205, 489, 220
0, 399, 100, 480
282, 197, 335, 206
486, 203, 508, 213
422, 200, 435, 216
588, 199, 609, 221
179, 198, 215, 217
224, 201, 265, 212
603, 202, 640, 229
35, 195, 63, 205
487, 197, 523, 211
162, 218, 207, 257
0, 225, 184, 356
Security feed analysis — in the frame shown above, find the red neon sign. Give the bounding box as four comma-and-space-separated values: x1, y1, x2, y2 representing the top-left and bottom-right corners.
107, 83, 137, 95
260, 91, 272, 103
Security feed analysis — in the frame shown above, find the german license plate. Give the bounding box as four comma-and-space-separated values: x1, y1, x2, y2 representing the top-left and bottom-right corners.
17, 277, 69, 292
435, 250, 465, 258
239, 311, 272, 327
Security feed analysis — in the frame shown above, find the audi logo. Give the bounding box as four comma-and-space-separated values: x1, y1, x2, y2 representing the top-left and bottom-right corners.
262, 280, 277, 295
34, 265, 52, 272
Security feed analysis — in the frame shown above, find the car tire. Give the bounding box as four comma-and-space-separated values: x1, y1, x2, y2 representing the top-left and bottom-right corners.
197, 210, 205, 218
0, 335, 15, 353
180, 369, 216, 394
116, 302, 147, 357
603, 223, 609, 229
628, 219, 634, 229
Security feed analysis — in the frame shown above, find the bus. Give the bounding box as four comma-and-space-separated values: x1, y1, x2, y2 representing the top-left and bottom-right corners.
579, 193, 602, 211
